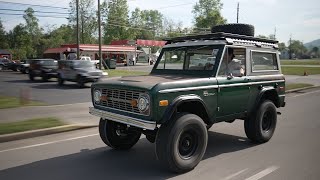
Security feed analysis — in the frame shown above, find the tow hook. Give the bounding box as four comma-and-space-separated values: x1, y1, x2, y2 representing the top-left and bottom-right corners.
277, 112, 282, 115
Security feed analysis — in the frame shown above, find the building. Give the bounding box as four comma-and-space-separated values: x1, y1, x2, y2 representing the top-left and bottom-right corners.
111, 39, 166, 63
0, 49, 12, 60
43, 44, 141, 63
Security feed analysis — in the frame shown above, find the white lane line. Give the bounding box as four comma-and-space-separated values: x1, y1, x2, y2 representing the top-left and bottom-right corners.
245, 166, 279, 180
0, 133, 98, 153
292, 90, 320, 98
221, 168, 248, 180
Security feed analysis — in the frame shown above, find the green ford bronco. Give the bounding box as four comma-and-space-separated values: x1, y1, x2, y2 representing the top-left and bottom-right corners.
89, 24, 286, 173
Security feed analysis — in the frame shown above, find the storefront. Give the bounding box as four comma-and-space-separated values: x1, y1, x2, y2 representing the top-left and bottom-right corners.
43, 44, 141, 64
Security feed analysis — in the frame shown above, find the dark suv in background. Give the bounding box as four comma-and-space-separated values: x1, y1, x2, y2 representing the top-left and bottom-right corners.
57, 60, 104, 87
28, 59, 58, 81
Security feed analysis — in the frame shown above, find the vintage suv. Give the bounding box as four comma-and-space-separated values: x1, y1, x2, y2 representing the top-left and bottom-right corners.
89, 24, 286, 173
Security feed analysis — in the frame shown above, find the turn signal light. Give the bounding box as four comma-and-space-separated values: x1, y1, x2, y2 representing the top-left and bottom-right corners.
131, 99, 138, 107
100, 95, 108, 101
159, 100, 169, 107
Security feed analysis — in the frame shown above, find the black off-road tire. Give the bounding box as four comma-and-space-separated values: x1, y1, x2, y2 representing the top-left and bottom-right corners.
99, 119, 141, 150
57, 74, 64, 86
41, 72, 48, 82
29, 72, 34, 81
244, 100, 277, 143
156, 113, 208, 173
77, 75, 85, 88
211, 23, 255, 36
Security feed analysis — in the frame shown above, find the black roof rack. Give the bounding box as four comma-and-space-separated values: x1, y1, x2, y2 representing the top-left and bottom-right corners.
164, 32, 278, 45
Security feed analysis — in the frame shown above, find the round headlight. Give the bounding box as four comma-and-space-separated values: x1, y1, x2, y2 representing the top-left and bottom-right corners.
93, 89, 102, 103
138, 94, 149, 112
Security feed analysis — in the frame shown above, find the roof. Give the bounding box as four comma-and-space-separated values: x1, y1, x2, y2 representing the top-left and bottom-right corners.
111, 39, 166, 47
164, 32, 278, 44
43, 47, 71, 54
44, 44, 142, 54
0, 49, 11, 54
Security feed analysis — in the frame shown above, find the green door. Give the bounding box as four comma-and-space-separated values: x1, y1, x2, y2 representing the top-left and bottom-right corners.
216, 76, 250, 118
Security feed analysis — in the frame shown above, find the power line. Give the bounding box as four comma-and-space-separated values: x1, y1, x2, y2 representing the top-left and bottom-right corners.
0, 8, 70, 15
0, 1, 68, 10
0, 12, 68, 19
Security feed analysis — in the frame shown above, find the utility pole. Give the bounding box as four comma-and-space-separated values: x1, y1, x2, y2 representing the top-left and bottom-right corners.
237, 2, 239, 23
289, 34, 292, 59
76, 0, 80, 59
98, 0, 102, 69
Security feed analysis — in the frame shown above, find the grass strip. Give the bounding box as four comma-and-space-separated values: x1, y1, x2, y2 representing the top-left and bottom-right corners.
281, 59, 320, 65
286, 83, 314, 90
105, 69, 149, 77
0, 95, 44, 109
0, 117, 65, 135
281, 66, 320, 75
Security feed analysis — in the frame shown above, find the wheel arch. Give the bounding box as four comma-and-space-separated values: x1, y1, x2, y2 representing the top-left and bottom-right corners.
161, 95, 210, 125
252, 87, 280, 114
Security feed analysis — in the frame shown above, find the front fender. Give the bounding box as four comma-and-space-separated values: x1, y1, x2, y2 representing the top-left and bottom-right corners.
161, 94, 209, 124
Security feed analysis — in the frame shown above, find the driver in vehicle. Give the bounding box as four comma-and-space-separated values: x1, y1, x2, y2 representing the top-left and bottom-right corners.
219, 48, 245, 77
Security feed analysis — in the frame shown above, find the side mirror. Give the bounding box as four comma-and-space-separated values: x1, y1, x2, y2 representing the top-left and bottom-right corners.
227, 73, 233, 80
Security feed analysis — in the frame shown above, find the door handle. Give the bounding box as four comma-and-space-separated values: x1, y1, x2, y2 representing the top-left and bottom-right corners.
244, 78, 251, 81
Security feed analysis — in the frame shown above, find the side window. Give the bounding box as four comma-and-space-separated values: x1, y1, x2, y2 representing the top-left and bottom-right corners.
251, 51, 278, 71
218, 47, 246, 77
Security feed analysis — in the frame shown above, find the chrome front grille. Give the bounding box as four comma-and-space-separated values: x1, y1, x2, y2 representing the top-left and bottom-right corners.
99, 88, 144, 114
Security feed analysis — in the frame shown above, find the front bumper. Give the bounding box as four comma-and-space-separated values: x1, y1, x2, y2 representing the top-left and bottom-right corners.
89, 107, 156, 130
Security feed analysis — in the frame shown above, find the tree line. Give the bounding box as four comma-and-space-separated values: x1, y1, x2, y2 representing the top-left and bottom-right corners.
0, 0, 317, 60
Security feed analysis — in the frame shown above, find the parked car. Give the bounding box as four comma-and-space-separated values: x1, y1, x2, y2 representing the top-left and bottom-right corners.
28, 59, 58, 81
57, 60, 104, 87
19, 59, 32, 74
7, 60, 22, 72
89, 24, 286, 173
79, 56, 99, 65
0, 58, 12, 71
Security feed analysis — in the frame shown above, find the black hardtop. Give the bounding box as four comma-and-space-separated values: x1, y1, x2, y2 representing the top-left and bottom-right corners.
164, 32, 278, 45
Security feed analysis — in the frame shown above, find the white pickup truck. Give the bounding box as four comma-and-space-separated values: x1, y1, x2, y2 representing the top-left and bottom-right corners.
80, 56, 99, 65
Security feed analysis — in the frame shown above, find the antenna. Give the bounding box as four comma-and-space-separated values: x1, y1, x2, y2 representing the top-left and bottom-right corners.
237, 2, 239, 23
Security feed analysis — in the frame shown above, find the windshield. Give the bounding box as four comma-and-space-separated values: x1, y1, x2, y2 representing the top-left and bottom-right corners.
74, 61, 95, 68
154, 45, 223, 72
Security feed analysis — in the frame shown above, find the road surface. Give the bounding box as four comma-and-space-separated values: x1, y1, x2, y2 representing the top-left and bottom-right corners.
0, 88, 319, 179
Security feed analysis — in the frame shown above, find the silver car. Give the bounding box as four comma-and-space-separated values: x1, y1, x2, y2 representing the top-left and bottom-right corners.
57, 60, 104, 88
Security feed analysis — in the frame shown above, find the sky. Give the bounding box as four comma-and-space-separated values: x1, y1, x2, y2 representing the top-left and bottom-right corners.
0, 0, 319, 44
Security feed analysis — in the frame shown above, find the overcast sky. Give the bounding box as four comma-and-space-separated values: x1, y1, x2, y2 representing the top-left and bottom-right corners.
1, 0, 319, 44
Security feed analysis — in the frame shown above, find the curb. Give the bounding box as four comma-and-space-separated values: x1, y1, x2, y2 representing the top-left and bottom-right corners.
0, 124, 97, 143
285, 85, 320, 93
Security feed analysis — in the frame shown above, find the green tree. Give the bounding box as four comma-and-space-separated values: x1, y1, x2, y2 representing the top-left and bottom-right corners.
69, 0, 97, 44
311, 46, 319, 57
102, 0, 132, 44
192, 0, 226, 29
278, 42, 286, 52
23, 8, 42, 58
130, 8, 163, 39
38, 25, 76, 57
7, 24, 29, 59
288, 40, 307, 58
0, 18, 9, 49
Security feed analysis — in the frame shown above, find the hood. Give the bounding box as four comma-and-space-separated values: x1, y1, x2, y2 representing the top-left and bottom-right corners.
95, 74, 201, 90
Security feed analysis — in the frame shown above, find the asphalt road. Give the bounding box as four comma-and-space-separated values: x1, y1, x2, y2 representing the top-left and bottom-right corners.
0, 71, 92, 105
0, 88, 319, 179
